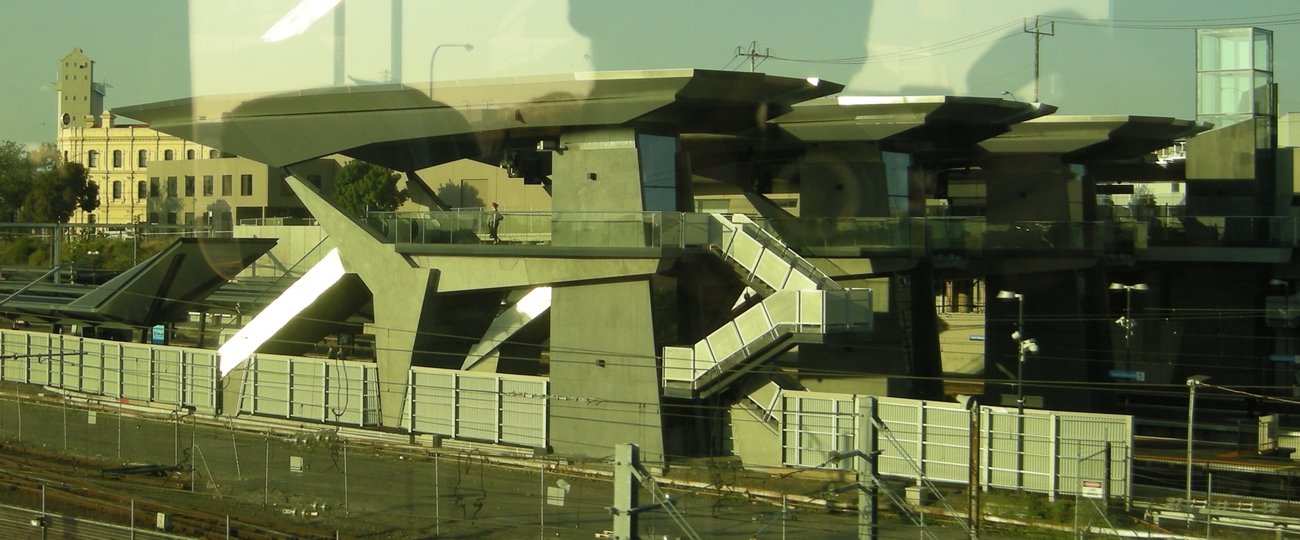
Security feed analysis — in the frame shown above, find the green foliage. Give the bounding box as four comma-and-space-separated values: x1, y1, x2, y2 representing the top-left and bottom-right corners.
20, 161, 99, 223
0, 141, 33, 222
330, 161, 408, 217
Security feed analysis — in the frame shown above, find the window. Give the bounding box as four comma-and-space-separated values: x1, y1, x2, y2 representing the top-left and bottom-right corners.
150, 177, 160, 197
166, 212, 177, 225
138, 181, 147, 199
112, 181, 122, 200
148, 213, 159, 224
112, 150, 122, 168
240, 174, 253, 196
138, 150, 147, 167
186, 149, 195, 160
203, 175, 214, 196
166, 176, 177, 197
87, 150, 99, 168
164, 150, 174, 161
184, 175, 195, 197
209, 150, 218, 159
184, 212, 195, 225
221, 174, 233, 196
64, 151, 68, 162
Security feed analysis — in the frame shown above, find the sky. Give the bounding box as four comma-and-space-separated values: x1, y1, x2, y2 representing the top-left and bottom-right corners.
4, 0, 1300, 147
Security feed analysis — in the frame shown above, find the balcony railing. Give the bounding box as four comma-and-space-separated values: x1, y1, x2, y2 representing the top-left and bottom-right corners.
363, 210, 1300, 254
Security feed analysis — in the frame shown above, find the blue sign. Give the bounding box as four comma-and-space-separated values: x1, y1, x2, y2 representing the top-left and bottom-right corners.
1270, 354, 1299, 363
151, 325, 166, 345
1108, 370, 1145, 381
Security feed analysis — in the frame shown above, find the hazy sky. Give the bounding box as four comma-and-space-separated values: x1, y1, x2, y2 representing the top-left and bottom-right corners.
4, 0, 1300, 147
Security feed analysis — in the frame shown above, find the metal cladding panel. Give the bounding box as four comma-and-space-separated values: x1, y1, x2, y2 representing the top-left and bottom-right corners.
500, 377, 547, 447
1020, 415, 1055, 492
326, 361, 370, 425
983, 409, 1021, 488
733, 303, 774, 346
662, 346, 695, 382
291, 359, 327, 422
753, 250, 795, 290
797, 291, 825, 326
763, 291, 797, 326
780, 392, 855, 468
728, 232, 764, 276
102, 343, 122, 398
80, 340, 103, 395
121, 345, 153, 401
59, 337, 82, 392
153, 348, 183, 405
1, 332, 27, 383
253, 355, 291, 417
185, 351, 218, 410
1054, 412, 1132, 498
705, 322, 744, 367
411, 369, 455, 436
28, 334, 51, 386
456, 375, 499, 442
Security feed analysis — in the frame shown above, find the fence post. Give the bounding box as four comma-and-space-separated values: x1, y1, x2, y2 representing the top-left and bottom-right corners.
968, 404, 980, 540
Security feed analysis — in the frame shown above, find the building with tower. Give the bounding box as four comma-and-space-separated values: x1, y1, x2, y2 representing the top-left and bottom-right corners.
53, 48, 335, 227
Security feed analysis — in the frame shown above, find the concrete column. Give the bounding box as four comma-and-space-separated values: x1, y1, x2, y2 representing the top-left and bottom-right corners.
548, 127, 666, 460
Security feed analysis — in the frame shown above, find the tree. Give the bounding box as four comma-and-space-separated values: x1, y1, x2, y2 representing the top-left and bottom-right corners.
20, 161, 99, 223
330, 161, 408, 217
0, 141, 34, 222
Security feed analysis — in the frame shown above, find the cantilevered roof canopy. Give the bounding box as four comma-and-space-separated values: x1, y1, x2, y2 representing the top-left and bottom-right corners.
978, 115, 1209, 163
114, 70, 842, 171
771, 95, 1055, 154
0, 238, 275, 328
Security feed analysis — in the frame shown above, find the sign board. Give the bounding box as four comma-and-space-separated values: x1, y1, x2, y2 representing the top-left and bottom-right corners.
151, 325, 167, 345
546, 486, 566, 506
1108, 370, 1146, 381
968, 335, 985, 342
1081, 480, 1104, 500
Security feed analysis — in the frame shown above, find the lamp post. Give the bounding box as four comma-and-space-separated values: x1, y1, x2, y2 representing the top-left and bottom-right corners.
428, 43, 474, 97
998, 289, 1036, 492
1186, 375, 1210, 503
1109, 283, 1148, 372
996, 290, 1037, 416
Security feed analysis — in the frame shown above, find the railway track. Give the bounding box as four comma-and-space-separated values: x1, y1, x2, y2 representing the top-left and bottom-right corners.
0, 442, 340, 539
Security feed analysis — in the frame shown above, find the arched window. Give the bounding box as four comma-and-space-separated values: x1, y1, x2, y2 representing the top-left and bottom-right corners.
138, 149, 147, 167
164, 150, 174, 161
186, 149, 195, 160
112, 181, 122, 200
137, 181, 147, 199
209, 149, 218, 159
87, 150, 99, 168
112, 150, 122, 168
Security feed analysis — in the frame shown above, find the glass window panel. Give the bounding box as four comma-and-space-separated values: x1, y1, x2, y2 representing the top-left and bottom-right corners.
1198, 71, 1251, 116
1254, 29, 1272, 72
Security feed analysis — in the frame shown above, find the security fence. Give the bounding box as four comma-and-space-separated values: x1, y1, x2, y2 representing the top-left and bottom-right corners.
0, 329, 549, 450
781, 391, 1133, 501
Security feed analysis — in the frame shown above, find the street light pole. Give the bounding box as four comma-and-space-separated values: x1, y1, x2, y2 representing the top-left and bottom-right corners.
1110, 283, 1148, 372
428, 43, 474, 97
1186, 375, 1210, 503
998, 289, 1036, 492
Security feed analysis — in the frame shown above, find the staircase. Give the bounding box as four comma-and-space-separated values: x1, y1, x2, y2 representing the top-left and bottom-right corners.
662, 214, 873, 399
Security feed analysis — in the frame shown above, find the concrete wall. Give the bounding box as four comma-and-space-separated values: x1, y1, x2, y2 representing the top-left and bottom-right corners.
233, 224, 333, 278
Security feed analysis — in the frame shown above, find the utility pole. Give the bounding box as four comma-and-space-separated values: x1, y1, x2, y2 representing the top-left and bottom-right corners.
856, 397, 879, 540
1022, 17, 1055, 102
735, 41, 773, 73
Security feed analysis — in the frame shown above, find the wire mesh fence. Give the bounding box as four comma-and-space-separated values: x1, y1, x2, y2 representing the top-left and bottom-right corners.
0, 385, 1022, 539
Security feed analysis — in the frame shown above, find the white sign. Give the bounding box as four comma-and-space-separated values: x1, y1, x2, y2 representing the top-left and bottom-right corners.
546, 486, 566, 506
1081, 480, 1104, 499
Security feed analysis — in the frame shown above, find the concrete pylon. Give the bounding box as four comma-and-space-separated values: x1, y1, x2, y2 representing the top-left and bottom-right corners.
284, 174, 440, 427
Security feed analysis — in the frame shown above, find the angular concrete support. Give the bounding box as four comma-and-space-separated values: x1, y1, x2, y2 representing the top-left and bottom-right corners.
285, 174, 443, 427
